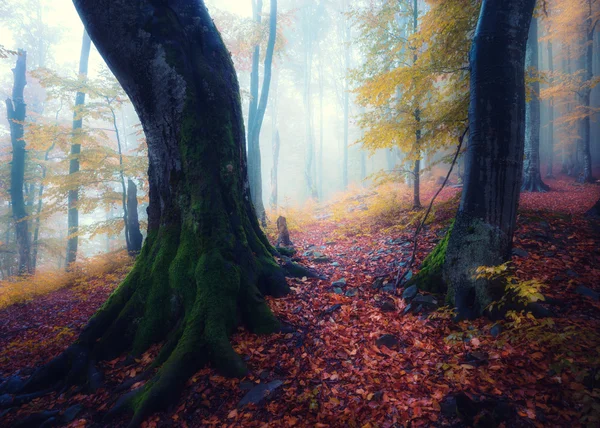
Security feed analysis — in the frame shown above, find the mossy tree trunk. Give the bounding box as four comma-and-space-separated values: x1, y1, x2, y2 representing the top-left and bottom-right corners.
21, 1, 290, 425
442, 0, 535, 320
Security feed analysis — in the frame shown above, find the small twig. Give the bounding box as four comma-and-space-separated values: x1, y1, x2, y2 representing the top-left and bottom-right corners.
394, 126, 468, 290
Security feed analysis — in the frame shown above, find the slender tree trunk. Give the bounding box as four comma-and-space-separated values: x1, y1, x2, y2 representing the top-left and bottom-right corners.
126, 179, 143, 254
110, 104, 131, 251
6, 49, 31, 276
247, 0, 277, 224
522, 17, 549, 192
303, 4, 317, 200
443, 0, 536, 320
412, 0, 422, 209
20, 2, 300, 426
66, 30, 92, 268
579, 0, 595, 183
546, 39, 555, 178
342, 0, 351, 190
318, 46, 324, 198
270, 130, 280, 210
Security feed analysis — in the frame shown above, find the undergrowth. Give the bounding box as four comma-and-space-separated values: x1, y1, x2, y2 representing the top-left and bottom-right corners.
0, 250, 133, 310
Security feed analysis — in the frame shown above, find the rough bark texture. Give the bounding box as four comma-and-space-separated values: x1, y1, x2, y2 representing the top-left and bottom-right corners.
522, 17, 549, 192
442, 0, 535, 320
578, 0, 595, 184
6, 49, 31, 276
66, 30, 92, 268
126, 179, 143, 254
19, 1, 292, 425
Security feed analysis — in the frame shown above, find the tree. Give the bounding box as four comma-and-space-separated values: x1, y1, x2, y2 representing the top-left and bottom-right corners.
126, 179, 143, 254
522, 16, 550, 192
18, 1, 303, 425
247, 0, 278, 224
443, 0, 536, 319
6, 50, 31, 275
65, 30, 91, 268
545, 15, 556, 178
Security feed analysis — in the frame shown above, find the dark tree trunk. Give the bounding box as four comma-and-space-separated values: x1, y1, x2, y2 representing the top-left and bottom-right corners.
342, 1, 350, 190
522, 17, 549, 192
126, 179, 143, 254
6, 49, 31, 276
586, 197, 600, 217
442, 0, 536, 319
19, 1, 293, 425
111, 104, 131, 252
302, 3, 317, 200
413, 158, 421, 209
247, 0, 277, 225
66, 30, 91, 268
412, 0, 422, 209
578, 0, 595, 183
546, 39, 555, 178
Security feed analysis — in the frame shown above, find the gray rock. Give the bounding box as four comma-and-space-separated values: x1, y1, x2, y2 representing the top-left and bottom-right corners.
240, 381, 255, 390
376, 334, 400, 349
575, 286, 599, 301
371, 278, 384, 290
380, 300, 396, 312
512, 248, 529, 258
333, 287, 344, 295
238, 380, 283, 407
382, 284, 396, 293
566, 269, 580, 278
402, 285, 418, 301
332, 278, 347, 287
403, 303, 413, 315
313, 256, 331, 263
331, 262, 340, 267
412, 294, 438, 307
345, 288, 358, 297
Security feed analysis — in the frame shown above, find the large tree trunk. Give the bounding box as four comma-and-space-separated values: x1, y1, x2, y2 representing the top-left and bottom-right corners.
247, 0, 277, 224
19, 1, 293, 425
412, 0, 422, 209
65, 30, 91, 268
6, 49, 31, 276
522, 17, 549, 192
442, 0, 535, 319
126, 179, 143, 254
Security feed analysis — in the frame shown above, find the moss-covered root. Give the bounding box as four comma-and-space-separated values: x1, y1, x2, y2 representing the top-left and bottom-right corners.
405, 227, 452, 295
281, 256, 324, 279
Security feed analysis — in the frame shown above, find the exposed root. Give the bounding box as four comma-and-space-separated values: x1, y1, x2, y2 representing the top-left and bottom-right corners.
521, 176, 550, 192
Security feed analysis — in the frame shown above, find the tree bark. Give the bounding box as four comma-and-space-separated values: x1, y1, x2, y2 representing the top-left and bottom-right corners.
546, 38, 555, 178
412, 0, 422, 209
110, 103, 131, 252
20, 1, 293, 425
6, 49, 31, 276
522, 17, 549, 192
247, 0, 277, 224
578, 0, 595, 183
66, 30, 92, 268
270, 130, 280, 210
443, 0, 536, 320
126, 179, 143, 254
302, 2, 318, 200
342, 0, 351, 190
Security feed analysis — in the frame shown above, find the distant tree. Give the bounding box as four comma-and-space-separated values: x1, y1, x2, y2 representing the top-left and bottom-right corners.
6, 50, 31, 275
522, 16, 550, 192
66, 30, 91, 268
247, 0, 278, 224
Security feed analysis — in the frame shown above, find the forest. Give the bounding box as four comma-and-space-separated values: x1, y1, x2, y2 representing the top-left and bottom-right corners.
0, 0, 599, 426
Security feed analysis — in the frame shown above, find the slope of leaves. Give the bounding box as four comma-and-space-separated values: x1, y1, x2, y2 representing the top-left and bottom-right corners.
1, 175, 599, 427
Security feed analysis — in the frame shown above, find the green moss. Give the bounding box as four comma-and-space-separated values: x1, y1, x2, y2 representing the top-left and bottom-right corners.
406, 222, 454, 294
276, 246, 296, 257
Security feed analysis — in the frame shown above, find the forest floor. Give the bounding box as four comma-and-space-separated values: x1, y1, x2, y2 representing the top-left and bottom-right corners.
1, 174, 600, 428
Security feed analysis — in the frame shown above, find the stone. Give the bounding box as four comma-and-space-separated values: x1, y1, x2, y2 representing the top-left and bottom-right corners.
313, 256, 331, 263
333, 287, 344, 295
371, 278, 384, 290
566, 269, 579, 278
376, 334, 400, 349
345, 288, 358, 297
511, 248, 529, 258
331, 262, 340, 267
382, 285, 395, 293
403, 303, 413, 315
402, 285, 418, 301
332, 278, 347, 287
412, 294, 438, 307
322, 304, 342, 315
380, 300, 396, 312
238, 380, 283, 407
575, 286, 600, 301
